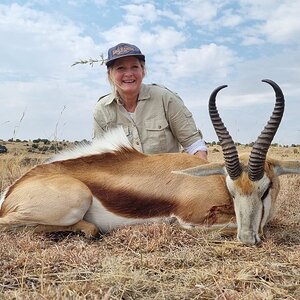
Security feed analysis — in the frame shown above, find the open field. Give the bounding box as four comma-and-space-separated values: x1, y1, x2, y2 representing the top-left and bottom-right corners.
0, 144, 299, 299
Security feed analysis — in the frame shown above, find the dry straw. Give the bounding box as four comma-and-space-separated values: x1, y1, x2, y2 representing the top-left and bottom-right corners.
0, 146, 299, 299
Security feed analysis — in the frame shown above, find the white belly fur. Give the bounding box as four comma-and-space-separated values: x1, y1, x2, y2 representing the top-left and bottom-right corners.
0, 188, 8, 210
84, 196, 166, 233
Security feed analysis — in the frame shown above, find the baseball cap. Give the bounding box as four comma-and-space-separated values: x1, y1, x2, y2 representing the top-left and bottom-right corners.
105, 43, 145, 67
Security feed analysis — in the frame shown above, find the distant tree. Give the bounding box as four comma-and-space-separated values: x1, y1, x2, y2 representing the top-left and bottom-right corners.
41, 139, 50, 145
39, 146, 49, 152
49, 144, 63, 152
74, 139, 91, 146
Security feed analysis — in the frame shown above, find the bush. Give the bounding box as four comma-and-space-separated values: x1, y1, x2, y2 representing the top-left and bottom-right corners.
39, 146, 49, 152
0, 145, 8, 153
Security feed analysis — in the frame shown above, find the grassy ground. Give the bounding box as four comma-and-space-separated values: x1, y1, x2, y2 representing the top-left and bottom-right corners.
0, 145, 299, 299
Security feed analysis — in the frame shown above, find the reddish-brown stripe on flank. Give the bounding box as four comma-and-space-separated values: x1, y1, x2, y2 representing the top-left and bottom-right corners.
89, 184, 177, 219
234, 172, 254, 195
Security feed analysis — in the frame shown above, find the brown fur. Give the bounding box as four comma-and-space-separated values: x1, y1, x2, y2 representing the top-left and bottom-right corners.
2, 147, 298, 241
1, 149, 233, 230
235, 172, 254, 195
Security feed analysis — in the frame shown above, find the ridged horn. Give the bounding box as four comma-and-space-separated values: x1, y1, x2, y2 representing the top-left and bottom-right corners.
209, 85, 242, 180
248, 79, 285, 181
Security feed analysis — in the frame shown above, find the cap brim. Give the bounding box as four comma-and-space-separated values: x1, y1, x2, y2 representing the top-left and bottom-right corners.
106, 54, 145, 67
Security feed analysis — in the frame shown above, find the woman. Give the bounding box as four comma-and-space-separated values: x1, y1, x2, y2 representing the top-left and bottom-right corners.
93, 43, 208, 160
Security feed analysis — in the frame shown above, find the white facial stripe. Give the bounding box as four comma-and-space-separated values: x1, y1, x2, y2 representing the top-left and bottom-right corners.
226, 173, 273, 245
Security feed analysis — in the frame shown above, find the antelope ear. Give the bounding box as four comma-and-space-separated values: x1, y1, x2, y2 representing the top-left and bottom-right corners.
172, 162, 226, 177
271, 159, 300, 176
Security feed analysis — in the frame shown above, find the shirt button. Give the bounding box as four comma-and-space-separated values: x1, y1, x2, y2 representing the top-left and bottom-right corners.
136, 142, 139, 145
158, 125, 162, 129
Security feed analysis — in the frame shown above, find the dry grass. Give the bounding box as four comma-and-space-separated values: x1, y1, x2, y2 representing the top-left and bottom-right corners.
0, 145, 299, 299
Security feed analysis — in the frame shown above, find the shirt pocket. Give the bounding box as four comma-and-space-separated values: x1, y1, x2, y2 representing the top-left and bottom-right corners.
144, 118, 169, 153
182, 107, 195, 127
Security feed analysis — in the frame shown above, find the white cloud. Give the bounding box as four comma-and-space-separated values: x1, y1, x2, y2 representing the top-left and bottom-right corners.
100, 24, 185, 55
0, 3, 106, 141
155, 43, 237, 80
262, 2, 300, 44
0, 4, 101, 83
157, 7, 186, 28
100, 24, 141, 45
238, 0, 300, 45
218, 8, 243, 27
144, 26, 186, 51
179, 0, 220, 26
0, 78, 101, 141
0, 1, 299, 145
121, 3, 158, 25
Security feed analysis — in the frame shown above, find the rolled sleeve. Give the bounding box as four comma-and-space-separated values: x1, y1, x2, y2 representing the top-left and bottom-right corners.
185, 139, 207, 154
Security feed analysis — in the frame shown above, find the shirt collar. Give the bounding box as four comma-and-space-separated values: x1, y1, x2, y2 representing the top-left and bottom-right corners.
103, 83, 150, 106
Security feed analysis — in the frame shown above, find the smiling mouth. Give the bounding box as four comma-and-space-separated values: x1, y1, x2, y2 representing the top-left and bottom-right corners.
123, 79, 135, 83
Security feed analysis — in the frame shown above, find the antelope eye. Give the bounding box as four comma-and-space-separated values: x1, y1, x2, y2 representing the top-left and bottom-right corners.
261, 182, 273, 201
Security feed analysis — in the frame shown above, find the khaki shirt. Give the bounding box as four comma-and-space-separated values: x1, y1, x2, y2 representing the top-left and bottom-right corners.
93, 83, 203, 154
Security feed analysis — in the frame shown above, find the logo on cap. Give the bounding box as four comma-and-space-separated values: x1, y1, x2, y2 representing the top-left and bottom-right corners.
106, 43, 145, 66
112, 46, 136, 56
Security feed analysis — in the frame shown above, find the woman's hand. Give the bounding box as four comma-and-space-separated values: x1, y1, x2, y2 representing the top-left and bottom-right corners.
194, 150, 208, 160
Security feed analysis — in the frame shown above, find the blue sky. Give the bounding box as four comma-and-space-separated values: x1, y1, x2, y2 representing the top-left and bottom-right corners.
0, 0, 300, 144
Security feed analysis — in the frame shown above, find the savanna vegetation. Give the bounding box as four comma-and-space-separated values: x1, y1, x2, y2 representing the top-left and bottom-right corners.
0, 142, 299, 299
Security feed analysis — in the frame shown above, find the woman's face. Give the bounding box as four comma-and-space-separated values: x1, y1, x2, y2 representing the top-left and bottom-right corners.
109, 56, 145, 96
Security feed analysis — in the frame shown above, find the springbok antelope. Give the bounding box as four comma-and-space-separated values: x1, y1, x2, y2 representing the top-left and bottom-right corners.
0, 80, 299, 245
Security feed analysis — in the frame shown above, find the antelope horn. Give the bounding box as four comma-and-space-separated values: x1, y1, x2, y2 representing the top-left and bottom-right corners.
209, 85, 242, 180
248, 79, 285, 181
